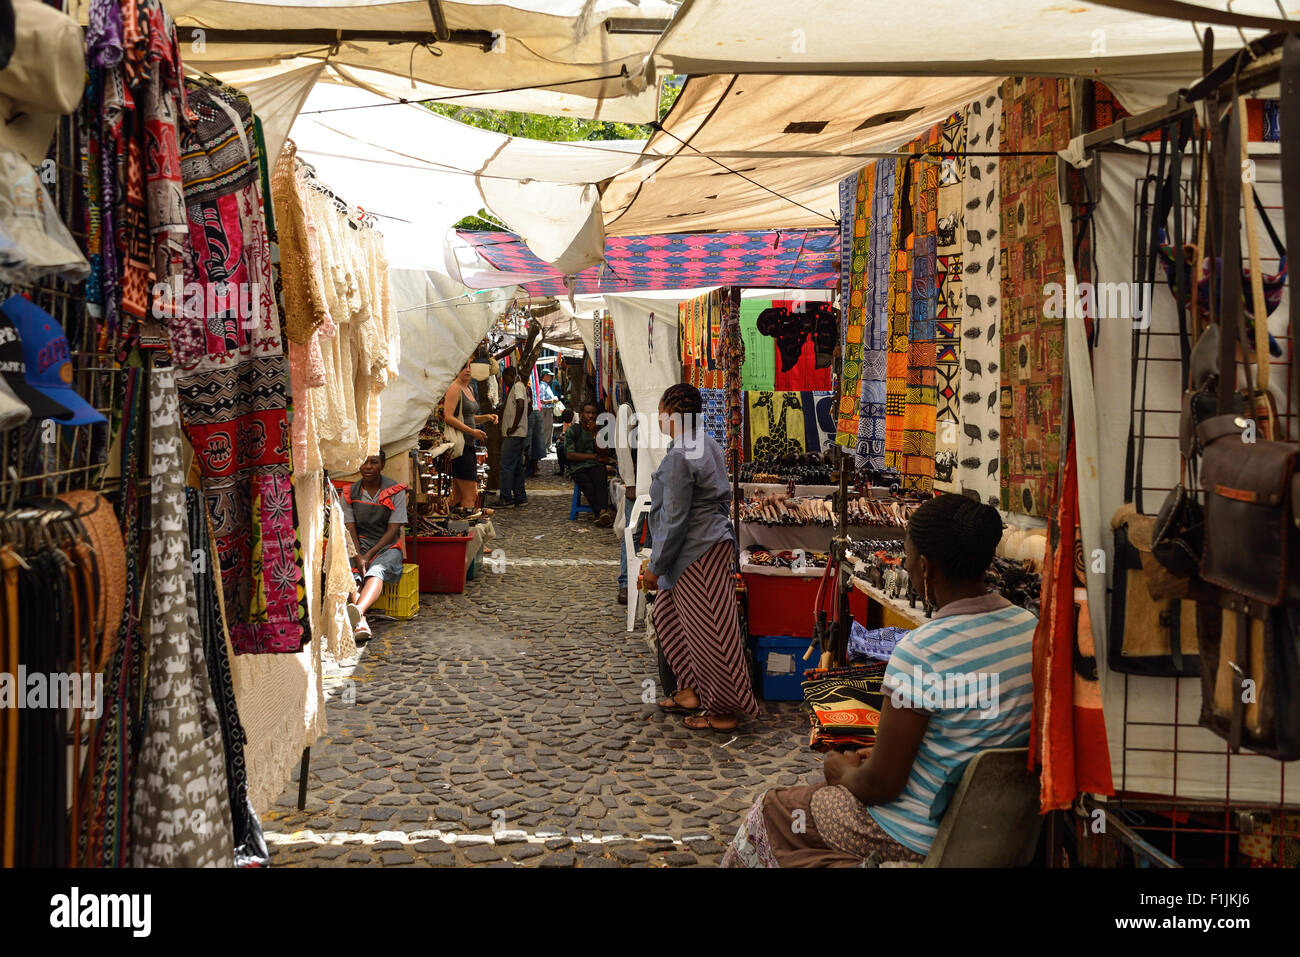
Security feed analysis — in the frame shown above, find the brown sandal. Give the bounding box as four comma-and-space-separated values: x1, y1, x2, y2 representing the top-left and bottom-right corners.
657, 690, 699, 713
683, 714, 738, 733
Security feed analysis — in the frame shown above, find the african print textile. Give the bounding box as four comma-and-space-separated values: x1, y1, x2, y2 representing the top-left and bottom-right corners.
901, 122, 942, 493
802, 391, 836, 454
748, 391, 807, 459
738, 299, 776, 392
700, 387, 728, 448
957, 89, 1004, 506
462, 229, 839, 296
884, 155, 910, 471
838, 168, 872, 449
856, 160, 893, 471
933, 110, 966, 493
679, 289, 724, 389
999, 77, 1071, 517
719, 288, 745, 466
173, 76, 309, 655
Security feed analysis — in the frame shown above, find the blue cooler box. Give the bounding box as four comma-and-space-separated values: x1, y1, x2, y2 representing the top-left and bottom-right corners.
753, 635, 819, 701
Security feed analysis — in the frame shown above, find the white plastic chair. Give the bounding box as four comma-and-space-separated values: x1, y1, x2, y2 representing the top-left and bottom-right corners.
624, 493, 652, 632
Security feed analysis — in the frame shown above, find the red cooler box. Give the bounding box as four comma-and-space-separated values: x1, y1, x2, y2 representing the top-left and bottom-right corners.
410, 534, 473, 593
741, 572, 822, 639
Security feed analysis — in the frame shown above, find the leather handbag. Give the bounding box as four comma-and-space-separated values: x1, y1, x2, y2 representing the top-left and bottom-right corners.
1109, 505, 1200, 677
1190, 64, 1300, 760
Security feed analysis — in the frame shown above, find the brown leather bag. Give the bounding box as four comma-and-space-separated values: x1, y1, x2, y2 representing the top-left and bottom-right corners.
1190, 64, 1300, 760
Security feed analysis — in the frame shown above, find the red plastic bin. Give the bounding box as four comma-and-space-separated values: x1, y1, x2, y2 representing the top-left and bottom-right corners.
410, 534, 473, 594
741, 572, 822, 639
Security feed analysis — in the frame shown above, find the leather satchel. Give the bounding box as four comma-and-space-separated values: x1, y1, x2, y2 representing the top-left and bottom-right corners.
1190, 60, 1300, 761
1109, 505, 1200, 677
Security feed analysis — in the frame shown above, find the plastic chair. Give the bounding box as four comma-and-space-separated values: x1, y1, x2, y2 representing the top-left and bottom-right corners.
919, 747, 1043, 867
624, 493, 652, 631
569, 483, 594, 520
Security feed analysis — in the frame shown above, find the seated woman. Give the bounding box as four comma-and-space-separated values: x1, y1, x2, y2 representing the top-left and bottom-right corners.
342, 450, 407, 641
722, 494, 1035, 867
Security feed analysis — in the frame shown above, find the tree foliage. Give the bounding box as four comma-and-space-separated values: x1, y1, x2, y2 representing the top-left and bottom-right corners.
445, 78, 683, 229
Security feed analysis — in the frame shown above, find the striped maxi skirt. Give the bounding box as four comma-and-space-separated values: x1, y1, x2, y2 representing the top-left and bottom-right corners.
651, 542, 759, 718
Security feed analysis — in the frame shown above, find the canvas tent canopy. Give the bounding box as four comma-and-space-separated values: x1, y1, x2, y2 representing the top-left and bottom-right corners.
156, 0, 676, 121
639, 0, 1281, 114
282, 82, 650, 272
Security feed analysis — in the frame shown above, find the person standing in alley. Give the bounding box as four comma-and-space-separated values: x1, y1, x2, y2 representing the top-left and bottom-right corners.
489, 364, 529, 508
646, 383, 758, 733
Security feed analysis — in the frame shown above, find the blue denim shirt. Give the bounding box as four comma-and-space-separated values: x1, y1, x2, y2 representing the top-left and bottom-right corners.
647, 429, 734, 591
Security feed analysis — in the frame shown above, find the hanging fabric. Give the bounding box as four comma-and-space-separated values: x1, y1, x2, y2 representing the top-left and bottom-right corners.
956, 88, 1003, 506
130, 366, 235, 867
998, 76, 1072, 518
856, 159, 893, 472
172, 75, 308, 655
838, 168, 871, 451
932, 109, 967, 493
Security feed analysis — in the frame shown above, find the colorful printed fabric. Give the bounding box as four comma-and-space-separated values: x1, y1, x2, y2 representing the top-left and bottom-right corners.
901, 123, 942, 493
999, 77, 1071, 517
884, 157, 910, 471
700, 387, 728, 448
957, 89, 1004, 506
738, 298, 776, 392
838, 168, 871, 448
718, 288, 745, 466
174, 76, 309, 654
857, 159, 894, 471
461, 228, 840, 295
802, 391, 836, 454
679, 290, 725, 389
771, 300, 833, 392
933, 110, 966, 493
748, 391, 806, 458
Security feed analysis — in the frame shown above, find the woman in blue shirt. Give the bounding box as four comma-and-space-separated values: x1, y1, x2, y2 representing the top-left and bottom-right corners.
644, 384, 759, 733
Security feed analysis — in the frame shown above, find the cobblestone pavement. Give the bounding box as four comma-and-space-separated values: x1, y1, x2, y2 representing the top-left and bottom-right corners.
263, 467, 818, 867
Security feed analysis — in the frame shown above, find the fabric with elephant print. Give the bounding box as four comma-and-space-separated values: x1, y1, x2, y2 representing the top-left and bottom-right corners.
998, 76, 1070, 518
131, 367, 235, 868
748, 391, 808, 459
933, 109, 966, 493
173, 77, 309, 654
956, 89, 1004, 507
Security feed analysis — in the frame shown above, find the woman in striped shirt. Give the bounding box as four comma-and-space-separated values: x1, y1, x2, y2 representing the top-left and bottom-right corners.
722, 494, 1036, 867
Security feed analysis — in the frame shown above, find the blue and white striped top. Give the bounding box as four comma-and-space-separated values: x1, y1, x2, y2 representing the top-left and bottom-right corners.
868, 592, 1036, 855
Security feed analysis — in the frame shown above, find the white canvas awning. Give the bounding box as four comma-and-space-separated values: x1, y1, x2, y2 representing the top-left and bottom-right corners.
148, 0, 677, 122
643, 0, 1271, 114
602, 73, 1001, 237
287, 82, 650, 272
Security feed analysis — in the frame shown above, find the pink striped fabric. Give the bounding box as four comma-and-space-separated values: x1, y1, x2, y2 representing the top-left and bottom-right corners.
652, 542, 759, 718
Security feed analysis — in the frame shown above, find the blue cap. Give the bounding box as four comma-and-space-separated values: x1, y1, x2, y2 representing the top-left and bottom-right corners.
0, 294, 105, 425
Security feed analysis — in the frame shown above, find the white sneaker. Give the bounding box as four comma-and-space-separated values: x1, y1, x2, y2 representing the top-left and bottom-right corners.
354, 616, 372, 641
346, 603, 362, 628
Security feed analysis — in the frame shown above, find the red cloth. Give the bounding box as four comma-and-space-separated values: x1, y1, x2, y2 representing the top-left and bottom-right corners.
771, 299, 833, 391
1031, 436, 1113, 810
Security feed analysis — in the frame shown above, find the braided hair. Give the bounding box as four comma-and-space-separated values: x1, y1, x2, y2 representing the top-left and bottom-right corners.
660, 383, 703, 416
660, 383, 703, 433
906, 493, 1003, 583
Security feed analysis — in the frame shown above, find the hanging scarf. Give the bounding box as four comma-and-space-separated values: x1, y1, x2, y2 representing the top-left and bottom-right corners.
933, 109, 967, 493
838, 168, 871, 450
901, 122, 942, 493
